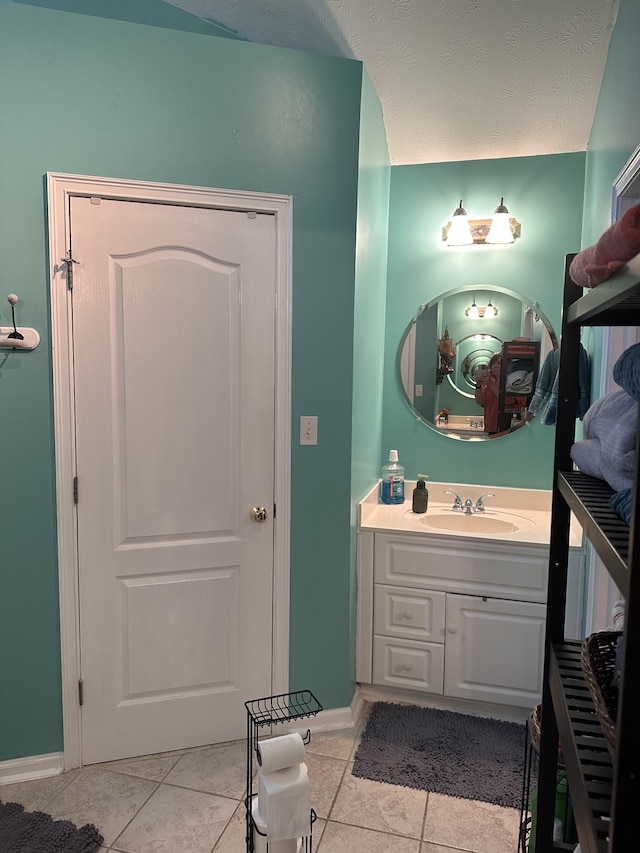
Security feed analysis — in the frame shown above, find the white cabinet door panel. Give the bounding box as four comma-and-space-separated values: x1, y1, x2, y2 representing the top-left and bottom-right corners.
444, 594, 546, 706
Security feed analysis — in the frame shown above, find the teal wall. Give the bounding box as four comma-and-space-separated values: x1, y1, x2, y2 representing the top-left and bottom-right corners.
583, 0, 640, 245
0, 1, 363, 761
577, 0, 640, 404
2, 0, 639, 768
3, 0, 244, 37
383, 153, 586, 488
349, 72, 390, 683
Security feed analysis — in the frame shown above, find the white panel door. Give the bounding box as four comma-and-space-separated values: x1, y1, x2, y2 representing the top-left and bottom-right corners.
70, 196, 276, 764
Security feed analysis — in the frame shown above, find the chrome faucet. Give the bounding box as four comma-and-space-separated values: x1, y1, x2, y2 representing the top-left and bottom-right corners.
444, 490, 463, 511
474, 493, 495, 513
464, 499, 473, 515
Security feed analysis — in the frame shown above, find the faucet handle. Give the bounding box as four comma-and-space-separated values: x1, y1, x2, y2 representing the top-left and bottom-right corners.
475, 493, 495, 512
444, 490, 463, 510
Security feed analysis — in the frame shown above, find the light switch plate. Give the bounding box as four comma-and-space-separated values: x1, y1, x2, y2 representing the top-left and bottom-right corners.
300, 416, 318, 445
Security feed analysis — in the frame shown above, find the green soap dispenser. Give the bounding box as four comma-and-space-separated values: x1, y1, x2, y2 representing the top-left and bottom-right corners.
412, 475, 429, 513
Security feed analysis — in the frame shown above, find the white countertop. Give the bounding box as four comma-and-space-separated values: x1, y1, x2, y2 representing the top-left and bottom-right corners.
359, 481, 584, 548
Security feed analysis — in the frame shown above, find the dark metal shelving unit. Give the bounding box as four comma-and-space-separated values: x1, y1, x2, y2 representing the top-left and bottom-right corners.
534, 256, 640, 853
244, 690, 322, 853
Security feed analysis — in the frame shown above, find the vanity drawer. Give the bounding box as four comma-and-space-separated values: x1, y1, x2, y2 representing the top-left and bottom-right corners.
374, 584, 445, 643
374, 533, 548, 602
373, 635, 444, 694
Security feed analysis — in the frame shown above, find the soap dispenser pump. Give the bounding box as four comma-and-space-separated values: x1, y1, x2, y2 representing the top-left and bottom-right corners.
412, 475, 429, 513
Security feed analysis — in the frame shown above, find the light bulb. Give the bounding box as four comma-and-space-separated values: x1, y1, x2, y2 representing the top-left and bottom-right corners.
486, 198, 514, 244
446, 200, 473, 246
466, 300, 479, 319
484, 301, 497, 318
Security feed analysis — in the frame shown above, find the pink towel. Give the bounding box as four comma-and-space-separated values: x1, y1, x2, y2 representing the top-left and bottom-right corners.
569, 203, 640, 288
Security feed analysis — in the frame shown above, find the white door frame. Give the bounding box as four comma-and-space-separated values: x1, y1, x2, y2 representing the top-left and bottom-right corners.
47, 172, 293, 769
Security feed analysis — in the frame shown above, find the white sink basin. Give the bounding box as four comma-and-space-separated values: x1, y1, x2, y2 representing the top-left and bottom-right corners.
419, 511, 534, 535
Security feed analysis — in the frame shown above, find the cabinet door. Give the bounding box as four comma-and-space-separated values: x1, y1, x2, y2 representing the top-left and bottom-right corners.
374, 585, 446, 643
373, 636, 444, 694
444, 594, 546, 707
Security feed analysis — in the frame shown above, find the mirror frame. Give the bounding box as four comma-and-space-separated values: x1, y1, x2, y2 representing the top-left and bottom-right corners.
397, 284, 557, 441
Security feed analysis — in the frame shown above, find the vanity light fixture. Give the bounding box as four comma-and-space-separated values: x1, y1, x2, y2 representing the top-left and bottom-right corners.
442, 198, 521, 245
465, 298, 498, 318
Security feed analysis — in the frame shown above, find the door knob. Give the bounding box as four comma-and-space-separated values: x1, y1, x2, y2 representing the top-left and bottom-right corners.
250, 506, 268, 523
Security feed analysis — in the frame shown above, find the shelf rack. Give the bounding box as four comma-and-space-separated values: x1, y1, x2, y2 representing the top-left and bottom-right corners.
535, 255, 640, 853
245, 690, 323, 853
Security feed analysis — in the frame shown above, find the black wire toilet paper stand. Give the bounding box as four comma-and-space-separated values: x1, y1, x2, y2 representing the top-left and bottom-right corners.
245, 690, 323, 853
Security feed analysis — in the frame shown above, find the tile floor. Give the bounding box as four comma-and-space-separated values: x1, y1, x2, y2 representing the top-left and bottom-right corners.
0, 705, 521, 853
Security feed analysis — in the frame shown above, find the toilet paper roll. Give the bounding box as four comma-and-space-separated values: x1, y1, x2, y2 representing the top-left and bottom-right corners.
258, 763, 310, 841
251, 799, 300, 853
256, 732, 306, 772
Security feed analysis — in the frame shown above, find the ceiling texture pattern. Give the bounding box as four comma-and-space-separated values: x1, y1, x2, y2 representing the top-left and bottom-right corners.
164, 0, 620, 165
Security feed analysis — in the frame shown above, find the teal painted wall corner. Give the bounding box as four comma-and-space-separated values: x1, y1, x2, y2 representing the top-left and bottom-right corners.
348, 70, 391, 690
6, 0, 246, 37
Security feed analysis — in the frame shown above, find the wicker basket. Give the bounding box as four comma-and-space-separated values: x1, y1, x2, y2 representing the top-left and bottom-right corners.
580, 630, 622, 757
529, 703, 565, 767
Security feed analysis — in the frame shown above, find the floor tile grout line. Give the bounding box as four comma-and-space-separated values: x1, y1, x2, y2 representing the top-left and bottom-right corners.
106, 778, 163, 852
421, 789, 430, 843
325, 815, 425, 841
210, 797, 245, 853
323, 757, 351, 823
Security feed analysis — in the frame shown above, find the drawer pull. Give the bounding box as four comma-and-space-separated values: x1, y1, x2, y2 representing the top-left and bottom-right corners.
397, 663, 412, 672
447, 626, 457, 634
399, 611, 413, 620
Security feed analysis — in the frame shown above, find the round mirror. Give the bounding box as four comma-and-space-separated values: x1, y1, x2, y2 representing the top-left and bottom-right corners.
398, 284, 557, 440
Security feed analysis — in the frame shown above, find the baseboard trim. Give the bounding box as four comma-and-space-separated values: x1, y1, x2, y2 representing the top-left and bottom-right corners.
0, 752, 64, 784
289, 692, 363, 735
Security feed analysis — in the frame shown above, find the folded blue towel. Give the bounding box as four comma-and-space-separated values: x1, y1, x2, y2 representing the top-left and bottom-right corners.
570, 389, 638, 492
610, 487, 633, 525
613, 342, 640, 402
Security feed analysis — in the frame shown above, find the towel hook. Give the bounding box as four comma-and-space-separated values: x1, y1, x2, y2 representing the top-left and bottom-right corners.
0, 294, 41, 351
7, 294, 24, 341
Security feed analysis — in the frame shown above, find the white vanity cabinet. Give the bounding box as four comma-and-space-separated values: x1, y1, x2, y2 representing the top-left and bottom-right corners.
358, 527, 582, 712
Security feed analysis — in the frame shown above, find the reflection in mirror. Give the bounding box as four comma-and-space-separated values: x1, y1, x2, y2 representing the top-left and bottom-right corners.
398, 285, 557, 440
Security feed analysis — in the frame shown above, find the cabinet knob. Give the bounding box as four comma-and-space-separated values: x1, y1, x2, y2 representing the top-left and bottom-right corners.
398, 663, 411, 672
400, 611, 413, 620
447, 626, 457, 634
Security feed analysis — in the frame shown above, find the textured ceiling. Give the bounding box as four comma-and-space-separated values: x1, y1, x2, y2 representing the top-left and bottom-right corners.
163, 0, 620, 165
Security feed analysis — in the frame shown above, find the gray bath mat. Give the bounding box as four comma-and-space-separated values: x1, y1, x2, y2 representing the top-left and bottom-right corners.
0, 800, 103, 853
353, 702, 526, 809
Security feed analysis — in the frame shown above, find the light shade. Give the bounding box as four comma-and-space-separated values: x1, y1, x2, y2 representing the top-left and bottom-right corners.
465, 299, 480, 318
446, 200, 473, 246
486, 198, 515, 244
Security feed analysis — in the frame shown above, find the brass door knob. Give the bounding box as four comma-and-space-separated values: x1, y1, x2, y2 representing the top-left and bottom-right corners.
250, 506, 268, 523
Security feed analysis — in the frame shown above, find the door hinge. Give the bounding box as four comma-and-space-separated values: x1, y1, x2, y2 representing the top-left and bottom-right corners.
73, 476, 79, 504
78, 679, 84, 706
